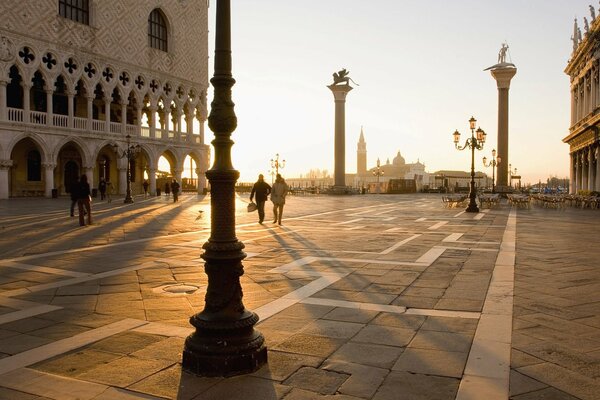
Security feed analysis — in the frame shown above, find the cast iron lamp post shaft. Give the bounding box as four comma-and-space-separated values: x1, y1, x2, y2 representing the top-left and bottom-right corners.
453, 116, 486, 213
182, 0, 267, 377
372, 158, 384, 193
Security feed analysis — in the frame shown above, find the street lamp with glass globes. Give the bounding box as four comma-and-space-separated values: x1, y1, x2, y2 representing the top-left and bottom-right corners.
483, 149, 501, 194
453, 116, 487, 212
270, 153, 285, 176
372, 158, 384, 193
113, 134, 141, 204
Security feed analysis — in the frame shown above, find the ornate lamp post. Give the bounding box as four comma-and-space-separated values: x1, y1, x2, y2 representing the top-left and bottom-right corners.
182, 0, 267, 376
482, 149, 501, 193
453, 116, 487, 213
270, 153, 285, 176
372, 157, 384, 193
113, 134, 140, 204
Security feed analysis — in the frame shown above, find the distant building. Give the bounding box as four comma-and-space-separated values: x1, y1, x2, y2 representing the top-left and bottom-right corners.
564, 11, 600, 193
432, 170, 491, 192
0, 1, 210, 198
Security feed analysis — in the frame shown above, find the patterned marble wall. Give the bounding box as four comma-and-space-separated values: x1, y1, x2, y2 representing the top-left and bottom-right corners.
0, 0, 208, 84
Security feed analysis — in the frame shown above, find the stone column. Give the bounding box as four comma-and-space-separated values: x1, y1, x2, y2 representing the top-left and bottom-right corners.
42, 163, 55, 197
575, 152, 581, 193
136, 105, 143, 136
45, 89, 53, 125
582, 151, 589, 191
86, 95, 93, 130
571, 87, 576, 127
490, 66, 517, 190
104, 96, 111, 133
173, 168, 183, 185
595, 147, 600, 192
589, 147, 595, 191
163, 108, 171, 139
570, 152, 576, 194
120, 100, 127, 134
149, 104, 157, 139
0, 80, 7, 121
22, 83, 31, 123
118, 166, 127, 195
148, 167, 157, 195
195, 167, 205, 194
327, 83, 353, 190
67, 89, 75, 128
0, 160, 13, 199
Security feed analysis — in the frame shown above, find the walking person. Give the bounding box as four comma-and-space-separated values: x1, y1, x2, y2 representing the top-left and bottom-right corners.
171, 178, 180, 203
271, 173, 289, 225
98, 177, 107, 200
77, 174, 92, 226
69, 177, 80, 217
164, 181, 171, 198
250, 174, 271, 224
143, 180, 149, 197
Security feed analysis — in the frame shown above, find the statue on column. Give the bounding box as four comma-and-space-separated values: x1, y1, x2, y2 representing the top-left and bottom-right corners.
584, 17, 590, 34
591, 5, 596, 20
332, 68, 359, 86
497, 43, 509, 64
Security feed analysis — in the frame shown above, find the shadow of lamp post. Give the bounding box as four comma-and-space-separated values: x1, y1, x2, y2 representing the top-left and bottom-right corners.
453, 116, 486, 212
182, 0, 267, 376
372, 157, 384, 194
112, 134, 140, 204
483, 149, 501, 194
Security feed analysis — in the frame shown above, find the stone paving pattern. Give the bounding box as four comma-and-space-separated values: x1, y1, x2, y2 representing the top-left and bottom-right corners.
0, 193, 597, 399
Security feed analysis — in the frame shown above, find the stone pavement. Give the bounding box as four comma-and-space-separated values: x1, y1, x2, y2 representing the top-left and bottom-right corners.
0, 193, 597, 399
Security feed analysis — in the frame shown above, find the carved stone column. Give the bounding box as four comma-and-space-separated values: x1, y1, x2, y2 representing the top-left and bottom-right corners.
570, 152, 576, 194
86, 95, 93, 130
582, 150, 589, 191
85, 166, 94, 192
490, 66, 517, 190
0, 160, 13, 199
595, 147, 600, 192
148, 167, 157, 195
118, 166, 127, 195
183, 0, 267, 377
0, 80, 7, 121
45, 89, 53, 125
104, 96, 111, 133
196, 167, 206, 194
66, 89, 75, 128
575, 152, 581, 193
149, 104, 157, 139
589, 147, 595, 191
120, 100, 127, 134
163, 108, 171, 139
327, 84, 353, 190
42, 163, 55, 197
22, 82, 31, 123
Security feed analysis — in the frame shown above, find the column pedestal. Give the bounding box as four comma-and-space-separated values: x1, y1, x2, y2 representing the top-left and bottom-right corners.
327, 84, 353, 193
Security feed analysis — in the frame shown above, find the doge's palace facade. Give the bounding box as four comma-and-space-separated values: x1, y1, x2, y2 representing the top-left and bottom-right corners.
0, 0, 210, 198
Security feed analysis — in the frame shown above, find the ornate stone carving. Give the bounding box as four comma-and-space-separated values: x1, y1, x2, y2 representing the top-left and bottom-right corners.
0, 35, 14, 61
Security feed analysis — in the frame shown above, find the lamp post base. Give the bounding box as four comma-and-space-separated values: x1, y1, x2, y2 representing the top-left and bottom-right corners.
182, 310, 267, 377
465, 203, 479, 213
124, 195, 134, 204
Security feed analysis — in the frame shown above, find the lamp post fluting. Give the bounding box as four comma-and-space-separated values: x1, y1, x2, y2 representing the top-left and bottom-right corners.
372, 158, 384, 193
453, 116, 487, 213
113, 134, 140, 204
483, 149, 501, 194
182, 0, 267, 377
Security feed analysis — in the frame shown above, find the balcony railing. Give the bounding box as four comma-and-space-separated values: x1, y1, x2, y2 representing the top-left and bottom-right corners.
4, 107, 199, 143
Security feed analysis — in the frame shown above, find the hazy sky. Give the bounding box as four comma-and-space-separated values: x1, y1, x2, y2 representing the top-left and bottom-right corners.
204, 1, 588, 185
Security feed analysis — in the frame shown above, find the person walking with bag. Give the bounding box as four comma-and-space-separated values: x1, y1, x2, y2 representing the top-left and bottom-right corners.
77, 174, 92, 226
250, 174, 271, 224
271, 173, 289, 225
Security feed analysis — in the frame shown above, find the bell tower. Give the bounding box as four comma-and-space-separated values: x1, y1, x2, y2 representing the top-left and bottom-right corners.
357, 126, 367, 175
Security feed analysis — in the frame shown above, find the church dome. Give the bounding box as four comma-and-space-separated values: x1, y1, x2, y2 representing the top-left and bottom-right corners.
392, 151, 405, 166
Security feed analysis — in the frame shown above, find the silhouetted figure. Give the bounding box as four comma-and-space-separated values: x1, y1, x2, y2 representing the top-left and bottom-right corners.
164, 181, 171, 197
143, 180, 149, 197
98, 177, 107, 200
105, 180, 113, 203
171, 179, 180, 202
271, 174, 289, 225
69, 177, 80, 217
250, 174, 271, 224
77, 174, 92, 226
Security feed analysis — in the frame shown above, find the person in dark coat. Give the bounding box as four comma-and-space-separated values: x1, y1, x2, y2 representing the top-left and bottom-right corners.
171, 179, 180, 202
98, 178, 107, 200
77, 174, 92, 226
250, 174, 271, 224
69, 177, 80, 217
164, 181, 171, 197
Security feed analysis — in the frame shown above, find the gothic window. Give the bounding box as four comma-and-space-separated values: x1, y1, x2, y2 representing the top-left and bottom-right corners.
27, 150, 42, 181
148, 9, 168, 52
59, 0, 90, 25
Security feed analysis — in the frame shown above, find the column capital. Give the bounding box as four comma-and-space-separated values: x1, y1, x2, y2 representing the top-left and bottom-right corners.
41, 162, 56, 169
327, 84, 353, 101
490, 67, 517, 89
0, 159, 13, 169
